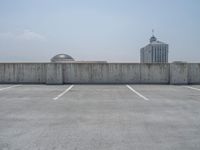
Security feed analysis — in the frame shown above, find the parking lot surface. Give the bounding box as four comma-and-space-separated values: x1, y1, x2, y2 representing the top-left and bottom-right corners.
0, 84, 200, 150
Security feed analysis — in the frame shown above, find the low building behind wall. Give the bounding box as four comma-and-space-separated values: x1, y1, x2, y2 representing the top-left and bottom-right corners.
0, 63, 199, 85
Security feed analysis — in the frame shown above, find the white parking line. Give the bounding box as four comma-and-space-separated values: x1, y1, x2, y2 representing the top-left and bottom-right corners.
184, 86, 200, 91
0, 85, 21, 91
126, 85, 149, 101
53, 85, 74, 100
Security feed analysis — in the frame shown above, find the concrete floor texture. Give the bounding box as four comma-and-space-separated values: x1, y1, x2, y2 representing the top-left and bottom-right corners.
0, 84, 200, 150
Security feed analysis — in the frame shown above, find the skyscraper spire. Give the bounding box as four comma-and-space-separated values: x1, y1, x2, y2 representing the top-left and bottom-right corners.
150, 29, 157, 43
152, 29, 154, 36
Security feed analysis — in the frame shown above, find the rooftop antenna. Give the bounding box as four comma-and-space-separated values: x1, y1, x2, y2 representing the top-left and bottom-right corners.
152, 29, 155, 36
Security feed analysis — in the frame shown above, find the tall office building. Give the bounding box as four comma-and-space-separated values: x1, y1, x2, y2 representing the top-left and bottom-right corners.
140, 35, 168, 63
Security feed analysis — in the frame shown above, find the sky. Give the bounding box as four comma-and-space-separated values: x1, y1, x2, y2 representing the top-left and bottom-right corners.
0, 0, 199, 62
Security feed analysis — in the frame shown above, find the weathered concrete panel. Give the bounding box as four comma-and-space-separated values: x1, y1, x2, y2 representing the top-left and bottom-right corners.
140, 64, 169, 84
0, 63, 46, 83
63, 63, 92, 83
107, 64, 122, 83
91, 64, 109, 83
63, 63, 141, 84
63, 63, 74, 83
64, 63, 110, 83
188, 63, 200, 84
170, 63, 188, 84
0, 64, 15, 83
46, 64, 63, 84
113, 63, 140, 83
16, 64, 46, 83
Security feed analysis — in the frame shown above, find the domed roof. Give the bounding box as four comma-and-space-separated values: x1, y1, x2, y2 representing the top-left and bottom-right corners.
51, 54, 74, 62
150, 35, 157, 43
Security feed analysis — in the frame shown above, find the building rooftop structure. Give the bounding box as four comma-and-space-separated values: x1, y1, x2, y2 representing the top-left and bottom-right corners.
50, 53, 108, 63
149, 35, 166, 45
140, 33, 169, 63
51, 54, 74, 63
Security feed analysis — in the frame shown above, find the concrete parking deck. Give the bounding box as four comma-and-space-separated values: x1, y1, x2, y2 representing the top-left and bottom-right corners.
0, 84, 200, 150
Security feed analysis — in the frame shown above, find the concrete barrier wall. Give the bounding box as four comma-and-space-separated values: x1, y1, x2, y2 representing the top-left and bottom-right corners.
0, 63, 46, 83
140, 64, 169, 84
0, 63, 199, 84
188, 63, 200, 84
63, 63, 141, 83
170, 63, 188, 84
46, 64, 63, 84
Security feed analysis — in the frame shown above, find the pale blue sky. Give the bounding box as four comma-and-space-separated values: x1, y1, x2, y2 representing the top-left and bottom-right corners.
0, 0, 199, 62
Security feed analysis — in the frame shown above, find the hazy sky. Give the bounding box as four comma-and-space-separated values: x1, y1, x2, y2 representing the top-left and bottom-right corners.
0, 0, 199, 62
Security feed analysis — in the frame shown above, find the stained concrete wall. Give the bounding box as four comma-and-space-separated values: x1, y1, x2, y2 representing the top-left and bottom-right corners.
0, 63, 46, 83
169, 63, 200, 85
46, 64, 63, 84
0, 63, 199, 84
188, 63, 200, 84
63, 63, 141, 84
140, 64, 169, 84
170, 63, 188, 84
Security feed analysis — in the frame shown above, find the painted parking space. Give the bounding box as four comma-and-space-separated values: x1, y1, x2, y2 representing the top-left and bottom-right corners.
56, 84, 147, 112
128, 84, 200, 101
53, 85, 74, 100
0, 84, 72, 100
0, 84, 21, 91
184, 85, 200, 91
